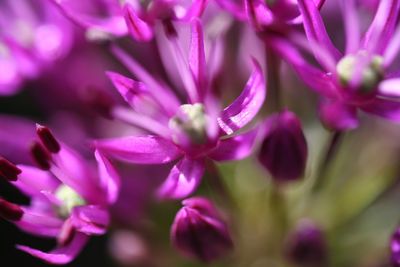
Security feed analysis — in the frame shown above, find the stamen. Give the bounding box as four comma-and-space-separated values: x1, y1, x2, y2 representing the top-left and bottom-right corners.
0, 157, 21, 181
30, 141, 51, 170
58, 220, 76, 246
36, 124, 61, 153
0, 198, 24, 221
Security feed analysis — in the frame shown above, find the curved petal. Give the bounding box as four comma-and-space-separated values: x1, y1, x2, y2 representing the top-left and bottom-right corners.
111, 46, 180, 115
157, 158, 205, 199
14, 165, 59, 198
189, 19, 208, 100
49, 0, 127, 37
340, 0, 360, 54
181, 0, 208, 21
215, 0, 247, 20
268, 36, 337, 98
217, 59, 265, 135
362, 0, 400, 54
209, 127, 259, 161
94, 136, 181, 164
297, 0, 341, 63
105, 71, 147, 107
123, 4, 154, 42
245, 0, 273, 30
17, 232, 89, 265
378, 78, 400, 97
94, 150, 120, 204
16, 208, 63, 238
71, 205, 109, 235
361, 98, 400, 121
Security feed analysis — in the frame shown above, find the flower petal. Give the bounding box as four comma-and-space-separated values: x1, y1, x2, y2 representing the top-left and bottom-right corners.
378, 78, 400, 97
94, 150, 120, 204
123, 4, 154, 42
362, 0, 400, 54
340, 0, 360, 54
217, 59, 265, 135
182, 0, 208, 21
94, 136, 181, 164
111, 45, 180, 115
157, 158, 205, 199
268, 36, 337, 98
361, 98, 400, 121
297, 0, 341, 63
17, 232, 89, 265
105, 71, 147, 107
13, 165, 59, 198
16, 208, 63, 238
71, 205, 109, 235
209, 127, 259, 161
189, 19, 208, 100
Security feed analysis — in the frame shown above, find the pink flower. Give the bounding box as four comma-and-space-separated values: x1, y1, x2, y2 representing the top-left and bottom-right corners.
51, 0, 207, 42
0, 125, 120, 264
95, 19, 266, 199
269, 0, 400, 130
0, 0, 74, 95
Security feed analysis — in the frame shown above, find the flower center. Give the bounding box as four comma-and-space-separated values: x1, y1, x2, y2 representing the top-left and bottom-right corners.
55, 185, 86, 218
169, 103, 208, 146
336, 51, 384, 94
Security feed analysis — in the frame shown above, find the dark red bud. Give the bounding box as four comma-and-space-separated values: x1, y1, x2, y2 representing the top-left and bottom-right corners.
36, 124, 61, 153
0, 157, 21, 181
171, 197, 233, 262
258, 110, 308, 182
0, 198, 24, 221
30, 141, 51, 170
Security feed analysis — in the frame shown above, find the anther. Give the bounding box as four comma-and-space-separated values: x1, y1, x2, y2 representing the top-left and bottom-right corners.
36, 124, 61, 153
0, 157, 21, 181
0, 198, 24, 221
30, 141, 51, 170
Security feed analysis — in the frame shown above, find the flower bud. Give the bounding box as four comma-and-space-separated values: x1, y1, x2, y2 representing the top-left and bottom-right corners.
171, 197, 233, 262
258, 110, 308, 182
285, 220, 327, 267
391, 227, 400, 266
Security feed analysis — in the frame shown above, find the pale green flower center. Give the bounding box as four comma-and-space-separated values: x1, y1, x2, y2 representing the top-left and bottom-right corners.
169, 103, 207, 145
336, 51, 384, 93
55, 185, 86, 218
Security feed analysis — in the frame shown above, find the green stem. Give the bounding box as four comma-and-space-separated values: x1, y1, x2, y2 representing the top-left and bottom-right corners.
266, 46, 283, 111
312, 131, 344, 194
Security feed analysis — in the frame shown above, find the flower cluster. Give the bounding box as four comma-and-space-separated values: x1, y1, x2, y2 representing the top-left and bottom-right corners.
1, 0, 400, 266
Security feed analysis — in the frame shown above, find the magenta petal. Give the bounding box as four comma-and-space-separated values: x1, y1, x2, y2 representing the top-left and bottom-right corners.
245, 0, 273, 30
378, 78, 400, 97
123, 4, 154, 42
361, 98, 400, 121
218, 59, 265, 135
268, 37, 337, 98
189, 19, 208, 100
94, 150, 120, 204
362, 0, 400, 53
16, 208, 63, 237
318, 100, 359, 131
209, 127, 259, 161
215, 0, 247, 20
94, 136, 181, 164
111, 46, 180, 115
13, 165, 59, 198
71, 206, 109, 235
297, 0, 341, 63
17, 232, 89, 265
157, 158, 205, 199
182, 0, 208, 21
105, 71, 147, 107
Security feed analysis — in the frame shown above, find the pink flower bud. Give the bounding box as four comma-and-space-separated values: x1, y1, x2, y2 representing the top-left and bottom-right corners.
258, 110, 308, 182
171, 197, 233, 262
